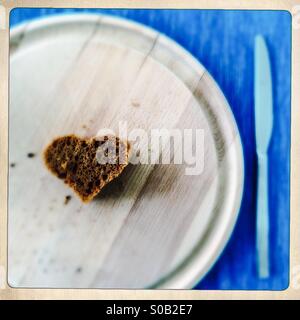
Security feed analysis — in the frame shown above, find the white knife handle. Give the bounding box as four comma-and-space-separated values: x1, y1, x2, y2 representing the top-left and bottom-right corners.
256, 153, 270, 278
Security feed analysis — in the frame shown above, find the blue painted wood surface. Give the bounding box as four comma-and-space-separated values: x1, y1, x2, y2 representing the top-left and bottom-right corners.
10, 8, 291, 290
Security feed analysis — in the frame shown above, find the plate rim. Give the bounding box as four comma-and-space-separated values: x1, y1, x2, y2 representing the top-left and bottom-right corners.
9, 13, 245, 289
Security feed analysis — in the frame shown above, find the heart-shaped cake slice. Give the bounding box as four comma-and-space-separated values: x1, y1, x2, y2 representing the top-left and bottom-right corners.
43, 134, 130, 202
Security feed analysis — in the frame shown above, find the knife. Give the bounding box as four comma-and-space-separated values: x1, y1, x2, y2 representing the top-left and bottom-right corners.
254, 35, 273, 278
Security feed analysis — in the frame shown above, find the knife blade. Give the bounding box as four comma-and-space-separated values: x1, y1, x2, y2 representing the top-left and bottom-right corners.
255, 35, 273, 278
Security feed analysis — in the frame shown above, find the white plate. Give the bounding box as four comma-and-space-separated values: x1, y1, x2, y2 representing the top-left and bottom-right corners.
8, 14, 244, 288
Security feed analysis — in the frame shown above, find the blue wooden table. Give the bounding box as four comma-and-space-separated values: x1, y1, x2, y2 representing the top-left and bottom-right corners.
10, 8, 291, 290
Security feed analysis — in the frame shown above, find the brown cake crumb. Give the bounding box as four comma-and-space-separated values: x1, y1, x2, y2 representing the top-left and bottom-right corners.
27, 153, 35, 158
64, 195, 72, 205
131, 100, 140, 107
43, 134, 130, 203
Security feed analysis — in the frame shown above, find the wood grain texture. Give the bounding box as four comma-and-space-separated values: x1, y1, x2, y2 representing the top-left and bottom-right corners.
8, 15, 243, 288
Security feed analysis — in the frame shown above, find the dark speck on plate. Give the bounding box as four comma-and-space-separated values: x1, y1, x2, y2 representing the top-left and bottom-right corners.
64, 195, 72, 205
27, 152, 35, 158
